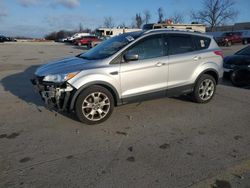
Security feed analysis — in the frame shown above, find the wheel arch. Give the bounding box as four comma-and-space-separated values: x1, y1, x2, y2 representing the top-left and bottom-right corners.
69, 81, 121, 111
196, 69, 219, 85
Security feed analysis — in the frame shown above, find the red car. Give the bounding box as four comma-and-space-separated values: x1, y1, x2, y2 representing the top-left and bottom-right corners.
215, 32, 242, 47
75, 36, 101, 47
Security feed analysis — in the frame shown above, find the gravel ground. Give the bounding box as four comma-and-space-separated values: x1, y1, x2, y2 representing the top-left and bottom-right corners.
0, 42, 250, 188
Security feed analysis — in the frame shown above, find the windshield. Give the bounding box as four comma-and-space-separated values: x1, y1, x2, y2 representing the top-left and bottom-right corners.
79, 32, 142, 60
236, 46, 250, 56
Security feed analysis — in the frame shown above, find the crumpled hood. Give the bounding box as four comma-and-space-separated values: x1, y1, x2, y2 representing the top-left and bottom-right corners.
35, 56, 99, 76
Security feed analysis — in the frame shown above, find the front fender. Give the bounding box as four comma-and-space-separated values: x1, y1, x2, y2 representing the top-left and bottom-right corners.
67, 71, 121, 111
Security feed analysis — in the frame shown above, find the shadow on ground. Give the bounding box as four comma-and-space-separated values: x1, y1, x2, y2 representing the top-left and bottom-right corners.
2, 65, 44, 107
1, 65, 80, 122
220, 78, 250, 89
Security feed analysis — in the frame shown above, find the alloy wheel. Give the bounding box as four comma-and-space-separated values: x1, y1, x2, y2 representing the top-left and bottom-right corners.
198, 79, 215, 101
81, 92, 110, 121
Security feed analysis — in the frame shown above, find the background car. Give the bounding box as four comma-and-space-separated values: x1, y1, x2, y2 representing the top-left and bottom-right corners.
74, 36, 101, 48
67, 32, 90, 43
5, 37, 17, 42
223, 45, 250, 86
0, 35, 7, 43
242, 30, 250, 45
216, 32, 242, 46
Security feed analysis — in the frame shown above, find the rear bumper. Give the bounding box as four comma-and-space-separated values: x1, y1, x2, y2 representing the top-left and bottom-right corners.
31, 77, 75, 111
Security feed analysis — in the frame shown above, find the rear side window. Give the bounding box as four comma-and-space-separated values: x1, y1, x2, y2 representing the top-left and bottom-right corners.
168, 35, 195, 55
193, 36, 211, 50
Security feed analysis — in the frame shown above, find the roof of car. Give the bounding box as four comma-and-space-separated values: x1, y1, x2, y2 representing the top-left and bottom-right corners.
141, 29, 212, 38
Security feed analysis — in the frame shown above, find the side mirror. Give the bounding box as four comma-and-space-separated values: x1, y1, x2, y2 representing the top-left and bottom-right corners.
124, 52, 139, 62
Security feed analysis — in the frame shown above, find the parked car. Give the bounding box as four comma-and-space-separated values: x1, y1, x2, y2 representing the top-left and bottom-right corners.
31, 29, 223, 125
74, 36, 101, 48
0, 35, 7, 43
67, 33, 90, 43
215, 32, 242, 46
242, 31, 250, 45
5, 37, 17, 42
223, 45, 250, 86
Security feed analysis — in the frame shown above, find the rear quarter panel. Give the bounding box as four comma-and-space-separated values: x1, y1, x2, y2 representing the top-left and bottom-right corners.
191, 50, 223, 83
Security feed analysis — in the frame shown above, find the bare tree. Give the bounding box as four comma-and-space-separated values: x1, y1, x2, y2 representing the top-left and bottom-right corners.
157, 7, 164, 23
143, 10, 151, 24
191, 0, 238, 31
135, 13, 143, 28
104, 16, 115, 28
171, 12, 184, 23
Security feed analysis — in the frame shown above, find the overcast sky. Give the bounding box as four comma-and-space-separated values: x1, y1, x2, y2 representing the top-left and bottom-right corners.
0, 0, 249, 38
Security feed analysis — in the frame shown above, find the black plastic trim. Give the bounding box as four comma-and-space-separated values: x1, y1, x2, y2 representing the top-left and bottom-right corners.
121, 84, 194, 105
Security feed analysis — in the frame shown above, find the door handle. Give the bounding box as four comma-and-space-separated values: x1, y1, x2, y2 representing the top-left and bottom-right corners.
155, 62, 166, 67
193, 56, 201, 61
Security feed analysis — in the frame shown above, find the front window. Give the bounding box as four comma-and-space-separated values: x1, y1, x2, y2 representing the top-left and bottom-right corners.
79, 32, 142, 60
126, 34, 166, 60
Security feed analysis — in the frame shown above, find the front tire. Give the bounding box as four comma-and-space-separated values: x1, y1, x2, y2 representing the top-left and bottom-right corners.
192, 74, 216, 103
75, 85, 114, 125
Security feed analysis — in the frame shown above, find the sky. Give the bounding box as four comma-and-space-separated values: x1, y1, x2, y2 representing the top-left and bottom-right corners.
0, 0, 249, 38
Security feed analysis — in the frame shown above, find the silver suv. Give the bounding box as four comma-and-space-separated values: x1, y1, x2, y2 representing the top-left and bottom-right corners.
32, 29, 223, 124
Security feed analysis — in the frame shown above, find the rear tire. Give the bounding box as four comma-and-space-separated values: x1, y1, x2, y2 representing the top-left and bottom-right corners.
75, 85, 114, 125
243, 39, 248, 45
192, 74, 216, 103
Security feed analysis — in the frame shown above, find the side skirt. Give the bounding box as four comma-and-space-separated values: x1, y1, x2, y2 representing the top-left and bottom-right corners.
121, 84, 194, 105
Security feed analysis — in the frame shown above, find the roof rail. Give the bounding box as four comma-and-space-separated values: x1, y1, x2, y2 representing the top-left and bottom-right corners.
144, 28, 201, 34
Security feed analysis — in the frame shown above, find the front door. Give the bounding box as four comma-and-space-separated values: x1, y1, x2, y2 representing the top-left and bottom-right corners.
120, 34, 169, 100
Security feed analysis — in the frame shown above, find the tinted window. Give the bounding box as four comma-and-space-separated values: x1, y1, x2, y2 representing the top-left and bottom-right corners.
126, 35, 166, 60
168, 35, 195, 55
193, 36, 211, 50
236, 46, 250, 56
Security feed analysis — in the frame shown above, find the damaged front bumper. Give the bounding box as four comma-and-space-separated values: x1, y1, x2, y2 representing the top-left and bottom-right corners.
31, 76, 75, 111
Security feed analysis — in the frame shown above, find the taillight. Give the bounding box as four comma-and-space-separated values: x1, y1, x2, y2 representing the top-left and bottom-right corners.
214, 50, 224, 58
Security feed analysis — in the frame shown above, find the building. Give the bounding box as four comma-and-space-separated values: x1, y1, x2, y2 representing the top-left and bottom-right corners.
96, 28, 142, 38
206, 22, 250, 32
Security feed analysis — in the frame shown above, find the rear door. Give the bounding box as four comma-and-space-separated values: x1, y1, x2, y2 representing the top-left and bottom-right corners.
167, 34, 198, 88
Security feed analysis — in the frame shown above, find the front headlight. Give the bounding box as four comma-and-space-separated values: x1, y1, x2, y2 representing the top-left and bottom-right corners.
43, 72, 79, 83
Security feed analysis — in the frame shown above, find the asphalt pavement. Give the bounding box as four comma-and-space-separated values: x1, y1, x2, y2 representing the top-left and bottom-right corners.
0, 42, 250, 188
